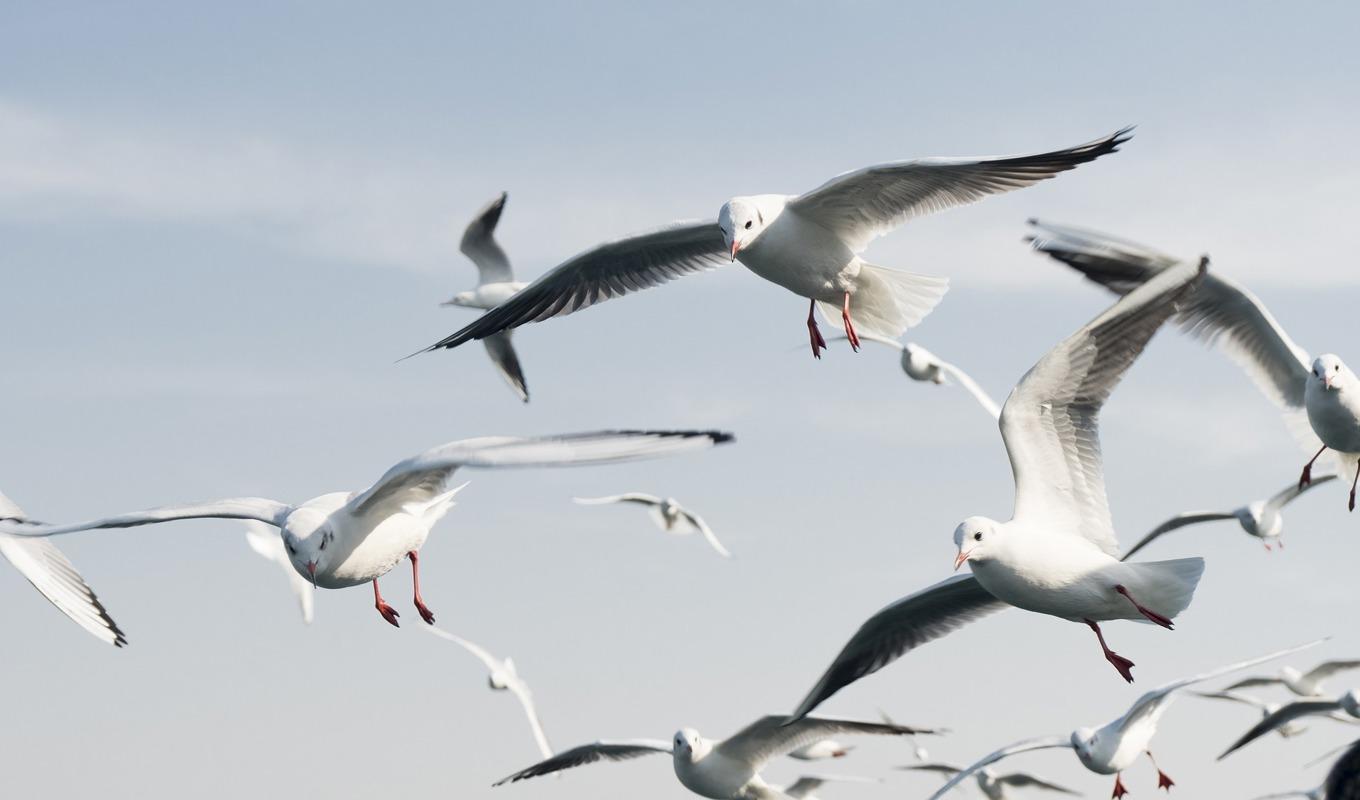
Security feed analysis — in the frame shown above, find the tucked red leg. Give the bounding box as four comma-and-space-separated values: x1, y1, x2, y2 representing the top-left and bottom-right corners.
1146, 751, 1175, 791
1112, 773, 1129, 799
806, 299, 827, 359
1300, 445, 1327, 490
1087, 619, 1135, 682
841, 292, 861, 352
408, 550, 436, 625
1263, 542, 1273, 552
373, 580, 400, 627
1115, 584, 1174, 629
1349, 458, 1359, 512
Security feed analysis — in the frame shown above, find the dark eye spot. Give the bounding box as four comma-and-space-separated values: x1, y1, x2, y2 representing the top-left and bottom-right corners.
973, 532, 982, 541
744, 221, 752, 229
319, 538, 327, 551
285, 543, 296, 555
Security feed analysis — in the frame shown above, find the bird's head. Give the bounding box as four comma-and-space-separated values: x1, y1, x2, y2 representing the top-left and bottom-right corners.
1312, 354, 1351, 392
900, 343, 943, 383
443, 290, 478, 308
1070, 727, 1098, 765
280, 507, 336, 586
673, 728, 707, 762
717, 198, 767, 261
953, 516, 1002, 570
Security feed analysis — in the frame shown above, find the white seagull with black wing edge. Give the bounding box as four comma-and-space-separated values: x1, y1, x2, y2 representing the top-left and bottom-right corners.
441, 192, 532, 401
422, 625, 552, 759
1190, 690, 1313, 738
418, 129, 1131, 362
573, 493, 730, 558
0, 490, 127, 647
901, 762, 1078, 800
779, 774, 879, 800
1121, 475, 1337, 559
789, 255, 1206, 721
1028, 219, 1360, 511
840, 333, 1001, 419
1219, 690, 1360, 759
927, 640, 1323, 800
1223, 659, 1360, 698
0, 430, 731, 629
492, 714, 939, 799
243, 521, 315, 624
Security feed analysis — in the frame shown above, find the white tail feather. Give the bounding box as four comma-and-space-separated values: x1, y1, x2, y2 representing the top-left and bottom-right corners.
818, 264, 949, 339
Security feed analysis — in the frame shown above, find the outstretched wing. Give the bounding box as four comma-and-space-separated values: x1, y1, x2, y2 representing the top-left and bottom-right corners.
1266, 474, 1337, 511
789, 128, 1131, 253
789, 575, 1006, 720
243, 521, 313, 624
1219, 701, 1343, 759
460, 191, 513, 284
936, 361, 1001, 420
926, 737, 1074, 800
717, 715, 937, 772
492, 740, 673, 785
572, 493, 664, 507
1303, 659, 1360, 684
506, 680, 555, 760
1120, 512, 1236, 561
0, 498, 293, 538
421, 221, 728, 352
483, 332, 529, 403
0, 532, 127, 647
1003, 255, 1204, 555
680, 509, 731, 559
783, 775, 879, 798
347, 430, 732, 521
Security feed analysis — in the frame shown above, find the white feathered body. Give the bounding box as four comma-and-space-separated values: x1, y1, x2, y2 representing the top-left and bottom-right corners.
737, 196, 860, 300
447, 281, 528, 310
289, 490, 457, 589
1237, 502, 1281, 540
1081, 712, 1162, 775
1305, 380, 1360, 453
672, 749, 766, 800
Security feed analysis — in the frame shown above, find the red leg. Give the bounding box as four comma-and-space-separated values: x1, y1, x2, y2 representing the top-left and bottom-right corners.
373, 580, 400, 627
1115, 584, 1174, 629
408, 551, 436, 625
806, 299, 827, 359
1086, 619, 1135, 682
1263, 541, 1273, 552
1111, 773, 1129, 799
1349, 458, 1359, 512
1146, 751, 1175, 791
1300, 445, 1327, 490
841, 292, 861, 352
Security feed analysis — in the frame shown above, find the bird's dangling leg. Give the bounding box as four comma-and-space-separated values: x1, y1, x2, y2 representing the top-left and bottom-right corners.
1111, 772, 1129, 799
408, 550, 436, 625
373, 580, 401, 627
1115, 584, 1174, 629
806, 299, 827, 359
1300, 445, 1328, 490
841, 292, 861, 352
1349, 458, 1360, 512
1263, 541, 1273, 552
1146, 751, 1175, 791
1086, 619, 1135, 683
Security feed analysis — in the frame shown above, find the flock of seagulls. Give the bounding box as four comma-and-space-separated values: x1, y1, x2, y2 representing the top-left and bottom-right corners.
7, 126, 1358, 798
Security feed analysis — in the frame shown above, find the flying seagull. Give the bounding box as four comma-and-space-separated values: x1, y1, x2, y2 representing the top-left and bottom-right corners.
1028, 219, 1360, 510
1224, 659, 1360, 698
419, 129, 1131, 361
1121, 476, 1337, 559
441, 192, 532, 402
901, 762, 1078, 800
837, 333, 1001, 419
0, 490, 126, 647
788, 254, 1206, 721
1220, 690, 1360, 759
1191, 690, 1313, 738
493, 714, 938, 799
927, 640, 1322, 800
422, 625, 552, 759
573, 493, 730, 558
780, 774, 880, 800
0, 430, 731, 629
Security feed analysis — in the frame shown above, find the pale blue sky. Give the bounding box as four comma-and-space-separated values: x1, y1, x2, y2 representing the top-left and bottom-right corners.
3, 3, 1360, 799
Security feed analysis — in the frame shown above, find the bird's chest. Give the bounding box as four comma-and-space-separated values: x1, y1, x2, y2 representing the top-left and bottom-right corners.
320, 514, 431, 588
739, 215, 857, 299
674, 755, 752, 799
969, 543, 1113, 620
1306, 389, 1360, 451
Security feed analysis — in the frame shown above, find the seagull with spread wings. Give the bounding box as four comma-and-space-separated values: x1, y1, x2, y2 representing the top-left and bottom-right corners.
1121, 476, 1337, 559
1220, 690, 1360, 759
492, 714, 938, 799
573, 493, 730, 558
441, 192, 532, 402
901, 762, 1078, 800
1029, 219, 1360, 510
787, 255, 1206, 722
0, 491, 126, 647
843, 333, 1001, 419
779, 774, 879, 800
0, 430, 730, 629
1224, 659, 1360, 698
418, 129, 1130, 362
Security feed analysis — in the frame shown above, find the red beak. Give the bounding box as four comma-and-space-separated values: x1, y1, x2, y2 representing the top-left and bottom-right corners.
953, 549, 972, 571
306, 561, 317, 588
730, 241, 741, 261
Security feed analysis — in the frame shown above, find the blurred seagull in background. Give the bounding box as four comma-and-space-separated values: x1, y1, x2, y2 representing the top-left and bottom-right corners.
1191, 690, 1313, 738
839, 333, 1001, 419
779, 774, 879, 799
573, 493, 730, 558
1224, 660, 1360, 698
786, 740, 855, 761
1220, 690, 1360, 759
901, 762, 1078, 799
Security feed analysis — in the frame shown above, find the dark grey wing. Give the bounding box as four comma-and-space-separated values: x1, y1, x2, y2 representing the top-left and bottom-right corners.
460, 191, 513, 284
1220, 701, 1344, 759
1303, 660, 1360, 683
898, 763, 965, 776
1223, 676, 1288, 691
492, 739, 672, 785
789, 128, 1131, 252
420, 221, 728, 353
718, 715, 939, 770
1120, 511, 1236, 561
789, 575, 1007, 721
483, 331, 529, 402
1266, 474, 1337, 511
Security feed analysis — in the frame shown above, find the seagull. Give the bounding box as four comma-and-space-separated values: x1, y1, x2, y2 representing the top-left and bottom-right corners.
788, 256, 1206, 721
1219, 690, 1360, 759
492, 714, 938, 798
573, 493, 731, 558
0, 430, 730, 629
418, 129, 1131, 362
926, 640, 1322, 800
243, 520, 315, 624
422, 625, 552, 759
1223, 660, 1360, 698
836, 333, 1001, 419
780, 774, 880, 799
1191, 690, 1313, 738
1028, 219, 1360, 510
786, 740, 855, 761
441, 191, 532, 402
901, 762, 1078, 799
0, 490, 126, 647
1121, 476, 1338, 559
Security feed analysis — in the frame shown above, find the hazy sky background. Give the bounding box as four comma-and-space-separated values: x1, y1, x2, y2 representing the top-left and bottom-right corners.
3, 3, 1360, 798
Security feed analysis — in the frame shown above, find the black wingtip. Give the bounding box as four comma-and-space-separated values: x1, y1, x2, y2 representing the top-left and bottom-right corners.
1197, 254, 1211, 274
